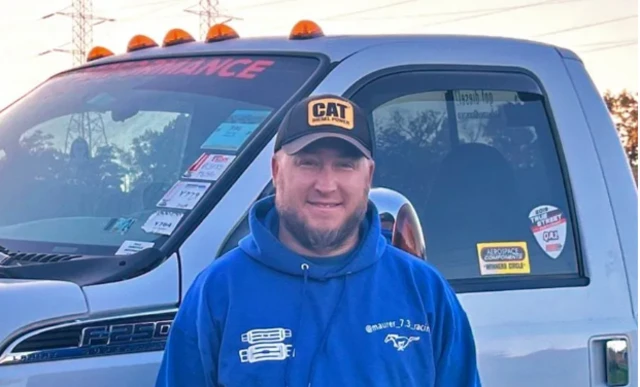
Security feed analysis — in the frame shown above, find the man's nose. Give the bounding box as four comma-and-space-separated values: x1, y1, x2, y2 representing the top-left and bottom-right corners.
313, 166, 338, 193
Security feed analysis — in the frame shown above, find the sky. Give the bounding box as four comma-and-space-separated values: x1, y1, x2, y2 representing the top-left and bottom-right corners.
0, 0, 636, 109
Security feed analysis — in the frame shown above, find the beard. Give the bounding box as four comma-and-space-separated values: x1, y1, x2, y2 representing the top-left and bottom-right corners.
275, 195, 368, 255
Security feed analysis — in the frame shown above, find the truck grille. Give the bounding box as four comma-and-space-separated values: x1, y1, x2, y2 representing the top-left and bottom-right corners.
12, 326, 83, 352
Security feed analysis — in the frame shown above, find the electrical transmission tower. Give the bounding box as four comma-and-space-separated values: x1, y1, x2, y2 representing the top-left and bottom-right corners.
40, 0, 114, 156
64, 111, 109, 159
185, 0, 241, 40
41, 0, 115, 66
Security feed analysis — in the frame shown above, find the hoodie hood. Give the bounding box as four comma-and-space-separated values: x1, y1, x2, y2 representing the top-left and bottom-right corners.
239, 195, 387, 280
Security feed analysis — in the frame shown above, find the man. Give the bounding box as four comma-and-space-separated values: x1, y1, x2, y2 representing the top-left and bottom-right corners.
379, 212, 396, 242
155, 94, 482, 386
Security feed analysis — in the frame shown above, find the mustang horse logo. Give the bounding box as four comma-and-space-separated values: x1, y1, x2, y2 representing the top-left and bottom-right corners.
384, 334, 420, 351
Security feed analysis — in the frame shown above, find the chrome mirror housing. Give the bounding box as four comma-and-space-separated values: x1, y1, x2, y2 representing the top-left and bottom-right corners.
369, 187, 427, 260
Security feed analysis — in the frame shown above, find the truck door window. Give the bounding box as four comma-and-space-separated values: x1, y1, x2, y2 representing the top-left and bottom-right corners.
349, 70, 582, 285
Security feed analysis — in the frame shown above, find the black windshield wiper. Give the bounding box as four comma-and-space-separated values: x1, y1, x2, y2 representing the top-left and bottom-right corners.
0, 247, 11, 265
0, 247, 163, 286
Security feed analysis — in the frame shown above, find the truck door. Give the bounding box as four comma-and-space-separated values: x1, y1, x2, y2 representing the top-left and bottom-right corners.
311, 41, 636, 386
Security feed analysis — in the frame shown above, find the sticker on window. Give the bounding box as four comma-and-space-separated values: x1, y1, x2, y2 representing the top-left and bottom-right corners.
115, 240, 155, 255
453, 90, 501, 120
200, 109, 271, 151
157, 181, 211, 210
79, 58, 276, 81
183, 153, 236, 181
104, 217, 136, 235
476, 242, 531, 275
141, 211, 184, 236
528, 205, 567, 259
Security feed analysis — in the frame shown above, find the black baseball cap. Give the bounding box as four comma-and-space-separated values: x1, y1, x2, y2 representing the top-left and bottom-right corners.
274, 94, 374, 159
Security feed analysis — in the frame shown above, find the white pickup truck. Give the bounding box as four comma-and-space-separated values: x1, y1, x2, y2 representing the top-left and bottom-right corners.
0, 20, 636, 387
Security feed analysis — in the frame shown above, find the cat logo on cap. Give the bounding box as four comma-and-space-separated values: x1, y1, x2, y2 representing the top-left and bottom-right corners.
307, 98, 354, 130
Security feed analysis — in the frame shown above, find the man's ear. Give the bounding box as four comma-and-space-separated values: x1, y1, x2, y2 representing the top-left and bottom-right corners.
367, 159, 375, 185
271, 153, 280, 185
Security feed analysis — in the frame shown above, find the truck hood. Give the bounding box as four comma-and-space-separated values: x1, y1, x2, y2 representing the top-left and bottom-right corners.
0, 278, 88, 353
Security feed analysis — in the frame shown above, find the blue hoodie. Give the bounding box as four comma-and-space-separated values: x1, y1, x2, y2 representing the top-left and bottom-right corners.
155, 195, 481, 387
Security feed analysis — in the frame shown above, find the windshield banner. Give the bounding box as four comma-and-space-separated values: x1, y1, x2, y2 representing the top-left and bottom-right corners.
76, 57, 276, 80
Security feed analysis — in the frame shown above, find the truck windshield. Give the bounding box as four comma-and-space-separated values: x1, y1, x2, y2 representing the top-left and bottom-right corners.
0, 55, 320, 256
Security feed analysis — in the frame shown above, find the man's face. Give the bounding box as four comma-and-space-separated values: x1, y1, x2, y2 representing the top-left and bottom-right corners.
272, 138, 375, 253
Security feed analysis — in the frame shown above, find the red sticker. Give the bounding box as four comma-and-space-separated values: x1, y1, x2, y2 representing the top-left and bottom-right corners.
78, 58, 275, 81
528, 205, 567, 259
183, 154, 235, 181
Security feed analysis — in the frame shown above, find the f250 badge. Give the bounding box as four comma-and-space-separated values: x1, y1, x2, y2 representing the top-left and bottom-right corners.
80, 321, 172, 347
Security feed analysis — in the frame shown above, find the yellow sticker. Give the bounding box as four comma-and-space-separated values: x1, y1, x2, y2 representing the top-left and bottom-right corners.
307, 98, 354, 130
476, 241, 530, 275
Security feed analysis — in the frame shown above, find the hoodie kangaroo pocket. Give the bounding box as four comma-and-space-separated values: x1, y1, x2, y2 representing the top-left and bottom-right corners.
218, 356, 290, 387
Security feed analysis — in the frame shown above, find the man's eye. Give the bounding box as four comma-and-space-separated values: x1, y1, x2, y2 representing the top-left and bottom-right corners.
337, 161, 355, 169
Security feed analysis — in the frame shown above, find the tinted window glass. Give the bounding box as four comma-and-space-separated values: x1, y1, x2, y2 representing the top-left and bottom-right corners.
0, 56, 320, 255
351, 71, 580, 280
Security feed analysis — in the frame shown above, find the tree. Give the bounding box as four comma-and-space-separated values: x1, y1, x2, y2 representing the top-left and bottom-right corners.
127, 114, 189, 192
372, 107, 450, 224
604, 90, 638, 182
0, 128, 130, 223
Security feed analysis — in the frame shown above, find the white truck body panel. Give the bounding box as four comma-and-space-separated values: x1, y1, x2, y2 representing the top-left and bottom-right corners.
82, 253, 179, 314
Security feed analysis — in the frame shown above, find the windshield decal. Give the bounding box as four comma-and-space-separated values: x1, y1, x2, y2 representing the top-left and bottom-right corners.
183, 153, 235, 182
141, 211, 183, 236
80, 58, 276, 80
104, 217, 137, 235
156, 181, 211, 210
115, 240, 155, 255
200, 109, 272, 151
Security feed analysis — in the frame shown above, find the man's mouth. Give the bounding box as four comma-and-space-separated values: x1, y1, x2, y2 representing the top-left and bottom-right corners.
308, 202, 341, 208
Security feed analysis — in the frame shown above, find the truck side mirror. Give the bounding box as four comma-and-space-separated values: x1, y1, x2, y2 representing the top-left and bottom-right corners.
369, 187, 427, 260
392, 202, 427, 260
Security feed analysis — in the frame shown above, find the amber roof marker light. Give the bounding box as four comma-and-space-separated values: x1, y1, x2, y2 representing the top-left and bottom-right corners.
163, 28, 196, 47
127, 34, 158, 52
86, 46, 114, 62
206, 23, 240, 42
289, 20, 324, 39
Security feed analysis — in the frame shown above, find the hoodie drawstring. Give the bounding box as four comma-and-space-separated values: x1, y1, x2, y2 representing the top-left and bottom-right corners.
285, 263, 310, 387
305, 274, 349, 387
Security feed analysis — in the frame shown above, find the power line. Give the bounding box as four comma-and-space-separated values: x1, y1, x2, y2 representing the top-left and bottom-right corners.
232, 0, 298, 11
581, 40, 637, 53
577, 38, 637, 47
184, 0, 241, 40
417, 0, 581, 28
39, 0, 115, 66
532, 14, 637, 37
94, 0, 178, 14
116, 0, 192, 22
251, 0, 418, 30
35, 0, 112, 155
327, 6, 547, 21
0, 17, 44, 33
326, 0, 598, 22
117, 0, 178, 10
320, 0, 418, 20
114, 0, 298, 25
